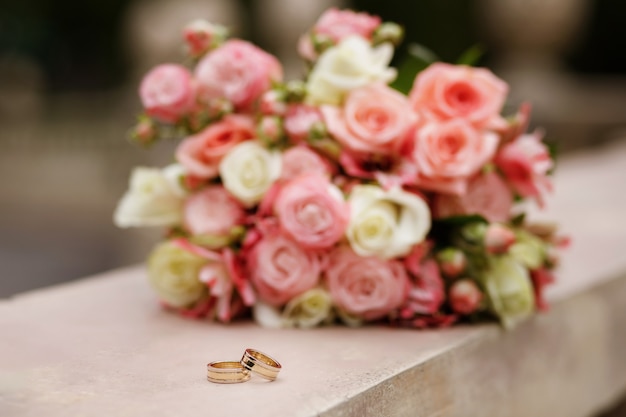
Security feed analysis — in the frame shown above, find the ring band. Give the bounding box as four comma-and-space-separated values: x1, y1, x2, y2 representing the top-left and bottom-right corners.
207, 361, 251, 384
240, 348, 282, 381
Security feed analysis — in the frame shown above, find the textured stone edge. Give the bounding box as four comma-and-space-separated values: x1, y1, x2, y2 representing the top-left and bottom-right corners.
320, 273, 626, 417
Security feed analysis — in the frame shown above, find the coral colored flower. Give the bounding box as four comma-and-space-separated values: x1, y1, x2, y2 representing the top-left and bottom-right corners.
322, 83, 416, 155
433, 171, 513, 223
449, 279, 483, 315
195, 40, 283, 110
530, 267, 555, 311
280, 146, 332, 181
176, 114, 256, 179
484, 223, 516, 254
273, 174, 349, 249
139, 64, 194, 123
409, 63, 508, 130
325, 246, 409, 321
409, 119, 499, 195
306, 36, 396, 105
495, 131, 553, 207
436, 248, 467, 277
247, 229, 324, 307
183, 186, 245, 239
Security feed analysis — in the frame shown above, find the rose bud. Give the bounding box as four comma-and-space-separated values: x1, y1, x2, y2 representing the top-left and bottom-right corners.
284, 80, 307, 102
257, 116, 284, 145
449, 279, 483, 315
485, 223, 516, 254
183, 19, 228, 58
436, 248, 467, 277
373, 22, 404, 46
130, 117, 158, 147
259, 90, 287, 116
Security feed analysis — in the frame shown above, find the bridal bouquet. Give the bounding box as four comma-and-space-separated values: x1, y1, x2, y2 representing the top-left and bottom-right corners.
114, 8, 566, 329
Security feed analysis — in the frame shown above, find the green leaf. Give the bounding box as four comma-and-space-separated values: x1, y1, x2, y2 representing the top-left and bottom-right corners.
391, 43, 439, 94
456, 44, 485, 67
433, 214, 488, 227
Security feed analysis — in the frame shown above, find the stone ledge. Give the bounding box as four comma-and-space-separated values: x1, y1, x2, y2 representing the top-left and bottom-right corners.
2, 142, 626, 417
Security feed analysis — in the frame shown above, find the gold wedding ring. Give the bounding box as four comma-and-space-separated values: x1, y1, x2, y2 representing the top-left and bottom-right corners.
240, 348, 282, 381
207, 361, 251, 384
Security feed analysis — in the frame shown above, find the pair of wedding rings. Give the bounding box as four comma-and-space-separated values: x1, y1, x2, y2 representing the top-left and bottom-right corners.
207, 348, 282, 384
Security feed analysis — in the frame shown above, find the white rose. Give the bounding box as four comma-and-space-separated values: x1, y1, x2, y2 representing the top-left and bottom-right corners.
305, 36, 396, 105
219, 141, 282, 207
147, 241, 207, 308
114, 164, 186, 228
346, 185, 431, 259
282, 288, 334, 328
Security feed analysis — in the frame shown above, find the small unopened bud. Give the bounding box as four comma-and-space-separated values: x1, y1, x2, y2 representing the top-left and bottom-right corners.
449, 279, 483, 315
308, 120, 328, 141
257, 116, 284, 145
461, 222, 487, 243
311, 34, 334, 54
485, 223, 516, 254
130, 117, 158, 147
206, 98, 233, 119
260, 90, 287, 116
373, 22, 404, 46
436, 248, 467, 277
183, 20, 228, 58
285, 80, 307, 102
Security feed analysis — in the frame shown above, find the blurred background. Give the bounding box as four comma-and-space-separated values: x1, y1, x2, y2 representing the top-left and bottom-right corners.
1, 0, 626, 296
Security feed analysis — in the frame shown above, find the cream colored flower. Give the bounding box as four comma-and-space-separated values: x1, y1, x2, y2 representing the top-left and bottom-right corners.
346, 185, 431, 259
147, 241, 207, 308
282, 288, 334, 328
114, 165, 186, 228
218, 141, 282, 207
252, 300, 284, 328
305, 36, 396, 105
509, 229, 546, 269
483, 255, 535, 328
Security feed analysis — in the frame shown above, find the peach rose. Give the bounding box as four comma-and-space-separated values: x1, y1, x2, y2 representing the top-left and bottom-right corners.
139, 64, 194, 123
325, 246, 409, 320
322, 83, 416, 155
247, 229, 323, 307
183, 186, 245, 239
409, 119, 499, 195
495, 131, 553, 207
280, 147, 332, 181
409, 63, 508, 130
195, 40, 283, 110
433, 171, 513, 222
273, 174, 349, 249
176, 114, 255, 179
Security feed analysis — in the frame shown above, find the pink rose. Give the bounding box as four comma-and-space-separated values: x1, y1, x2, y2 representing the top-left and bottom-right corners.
433, 171, 513, 222
247, 228, 323, 306
409, 63, 508, 130
280, 146, 332, 181
176, 114, 255, 179
273, 174, 349, 249
530, 267, 555, 311
284, 104, 323, 143
298, 8, 381, 61
182, 20, 227, 57
195, 40, 283, 110
409, 119, 499, 195
322, 84, 416, 155
402, 259, 445, 315
313, 8, 381, 43
184, 186, 245, 237
139, 64, 194, 123
495, 131, 553, 207
449, 279, 483, 315
325, 246, 409, 320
